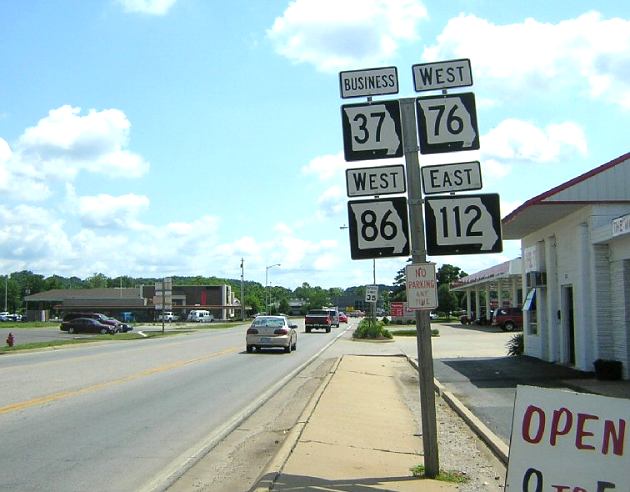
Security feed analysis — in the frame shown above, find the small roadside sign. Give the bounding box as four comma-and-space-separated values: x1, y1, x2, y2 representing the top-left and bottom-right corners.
341, 100, 403, 161
390, 302, 404, 317
405, 263, 438, 310
421, 161, 482, 195
416, 92, 479, 154
346, 164, 406, 197
412, 59, 472, 92
424, 193, 502, 255
347, 196, 410, 259
365, 285, 378, 303
339, 66, 399, 99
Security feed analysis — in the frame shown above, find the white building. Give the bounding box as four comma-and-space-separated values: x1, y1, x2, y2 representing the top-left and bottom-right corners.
502, 152, 630, 378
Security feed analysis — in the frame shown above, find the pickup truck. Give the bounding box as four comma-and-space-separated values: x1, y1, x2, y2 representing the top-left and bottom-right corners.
305, 309, 333, 333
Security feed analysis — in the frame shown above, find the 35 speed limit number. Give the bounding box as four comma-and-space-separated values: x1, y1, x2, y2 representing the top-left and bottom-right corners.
347, 197, 410, 260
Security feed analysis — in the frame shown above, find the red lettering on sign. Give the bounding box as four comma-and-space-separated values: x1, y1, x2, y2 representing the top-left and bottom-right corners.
575, 413, 598, 451
603, 419, 626, 456
550, 407, 573, 446
522, 405, 546, 443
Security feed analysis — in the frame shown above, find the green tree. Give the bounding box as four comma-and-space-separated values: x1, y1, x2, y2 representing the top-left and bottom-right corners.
436, 264, 467, 286
85, 273, 109, 288
390, 267, 406, 302
437, 284, 458, 316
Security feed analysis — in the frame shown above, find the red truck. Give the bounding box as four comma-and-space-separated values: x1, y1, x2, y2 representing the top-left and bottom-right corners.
305, 309, 333, 333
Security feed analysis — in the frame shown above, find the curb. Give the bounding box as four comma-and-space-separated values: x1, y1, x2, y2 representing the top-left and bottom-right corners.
405, 356, 509, 465
252, 356, 343, 491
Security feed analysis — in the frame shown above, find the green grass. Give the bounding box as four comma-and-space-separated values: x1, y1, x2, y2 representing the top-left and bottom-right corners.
0, 321, 62, 329
410, 465, 469, 483
0, 330, 181, 354
390, 329, 440, 337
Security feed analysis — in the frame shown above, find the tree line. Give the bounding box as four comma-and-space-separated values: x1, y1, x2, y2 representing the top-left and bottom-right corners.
1, 263, 470, 316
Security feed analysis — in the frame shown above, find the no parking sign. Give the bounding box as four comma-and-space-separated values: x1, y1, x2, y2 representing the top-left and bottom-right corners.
405, 263, 437, 310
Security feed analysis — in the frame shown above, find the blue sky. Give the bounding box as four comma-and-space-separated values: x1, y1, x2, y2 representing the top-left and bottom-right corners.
1, 0, 629, 290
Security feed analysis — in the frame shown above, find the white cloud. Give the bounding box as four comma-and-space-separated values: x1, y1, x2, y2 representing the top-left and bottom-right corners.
116, 0, 177, 15
423, 11, 630, 109
302, 152, 347, 180
17, 105, 149, 180
268, 0, 428, 72
482, 119, 587, 163
317, 186, 345, 219
78, 193, 150, 229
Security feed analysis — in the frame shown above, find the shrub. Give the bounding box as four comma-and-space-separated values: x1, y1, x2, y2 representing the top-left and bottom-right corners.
353, 318, 392, 339
506, 333, 524, 356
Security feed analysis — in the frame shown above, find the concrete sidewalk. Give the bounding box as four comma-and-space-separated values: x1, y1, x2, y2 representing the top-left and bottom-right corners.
254, 355, 457, 491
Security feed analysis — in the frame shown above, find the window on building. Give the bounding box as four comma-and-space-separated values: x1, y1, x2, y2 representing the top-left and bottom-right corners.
523, 288, 537, 335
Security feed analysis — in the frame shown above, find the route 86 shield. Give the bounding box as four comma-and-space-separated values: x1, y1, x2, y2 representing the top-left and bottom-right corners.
347, 197, 410, 259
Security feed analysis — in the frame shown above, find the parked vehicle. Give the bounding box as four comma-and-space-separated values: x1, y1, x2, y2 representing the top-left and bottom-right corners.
491, 307, 523, 332
157, 311, 179, 322
246, 315, 297, 353
187, 309, 214, 323
305, 309, 333, 333
429, 312, 439, 320
60, 317, 116, 334
62, 312, 131, 332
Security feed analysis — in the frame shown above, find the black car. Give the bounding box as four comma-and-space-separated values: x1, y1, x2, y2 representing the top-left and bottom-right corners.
62, 312, 131, 332
60, 317, 116, 334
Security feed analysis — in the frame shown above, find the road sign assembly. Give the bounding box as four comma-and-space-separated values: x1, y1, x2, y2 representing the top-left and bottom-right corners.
341, 100, 403, 161
412, 59, 472, 92
339, 66, 399, 99
365, 285, 378, 302
421, 161, 482, 195
405, 263, 438, 310
347, 196, 410, 259
424, 193, 502, 255
416, 92, 480, 154
346, 164, 406, 197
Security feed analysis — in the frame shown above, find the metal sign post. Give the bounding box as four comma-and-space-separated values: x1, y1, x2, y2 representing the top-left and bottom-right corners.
400, 97, 439, 477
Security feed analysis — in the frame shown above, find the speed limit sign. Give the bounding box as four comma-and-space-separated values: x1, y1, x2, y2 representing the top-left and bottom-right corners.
347, 197, 410, 259
416, 92, 480, 154
341, 100, 403, 161
365, 285, 378, 303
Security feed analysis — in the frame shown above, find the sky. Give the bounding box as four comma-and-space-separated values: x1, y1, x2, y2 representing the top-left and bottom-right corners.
1, 0, 629, 291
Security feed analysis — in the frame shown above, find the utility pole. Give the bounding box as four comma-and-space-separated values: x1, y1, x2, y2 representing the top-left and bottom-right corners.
240, 258, 245, 321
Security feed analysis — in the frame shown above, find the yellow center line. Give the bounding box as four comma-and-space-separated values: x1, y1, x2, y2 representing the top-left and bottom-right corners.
0, 346, 239, 415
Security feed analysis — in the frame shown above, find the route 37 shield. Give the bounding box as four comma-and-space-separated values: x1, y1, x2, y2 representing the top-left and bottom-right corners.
341, 100, 403, 161
347, 197, 410, 259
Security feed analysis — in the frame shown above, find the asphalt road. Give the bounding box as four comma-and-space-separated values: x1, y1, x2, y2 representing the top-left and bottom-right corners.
0, 320, 345, 491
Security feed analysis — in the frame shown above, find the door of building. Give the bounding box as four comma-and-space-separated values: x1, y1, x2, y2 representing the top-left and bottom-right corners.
561, 285, 575, 365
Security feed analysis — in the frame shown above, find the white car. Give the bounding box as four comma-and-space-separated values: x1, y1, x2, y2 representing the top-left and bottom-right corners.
187, 310, 214, 323
246, 315, 297, 353
157, 311, 179, 322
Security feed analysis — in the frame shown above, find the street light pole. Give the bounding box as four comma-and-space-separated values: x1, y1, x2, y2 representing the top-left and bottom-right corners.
265, 264, 280, 314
